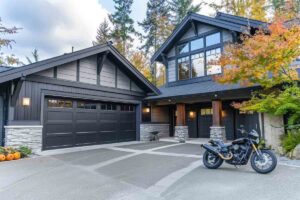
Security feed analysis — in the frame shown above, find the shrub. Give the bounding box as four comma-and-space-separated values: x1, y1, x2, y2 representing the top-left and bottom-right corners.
281, 129, 300, 154
17, 146, 32, 158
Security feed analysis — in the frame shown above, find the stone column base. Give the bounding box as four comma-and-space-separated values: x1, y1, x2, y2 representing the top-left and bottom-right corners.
210, 126, 226, 141
5, 125, 43, 154
175, 126, 188, 143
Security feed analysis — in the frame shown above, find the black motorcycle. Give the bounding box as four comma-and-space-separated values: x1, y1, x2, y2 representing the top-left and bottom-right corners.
201, 127, 277, 174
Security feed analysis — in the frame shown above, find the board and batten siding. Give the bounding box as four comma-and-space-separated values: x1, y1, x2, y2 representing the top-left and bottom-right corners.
57, 61, 77, 81
32, 55, 143, 92
79, 55, 97, 85
168, 60, 176, 82
100, 59, 116, 87
117, 69, 130, 90
35, 68, 54, 78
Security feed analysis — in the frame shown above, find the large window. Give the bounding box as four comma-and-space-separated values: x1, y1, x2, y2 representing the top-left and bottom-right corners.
191, 53, 205, 78
48, 99, 73, 108
206, 32, 221, 47
178, 56, 190, 80
191, 38, 204, 51
177, 43, 189, 54
175, 32, 222, 80
206, 48, 222, 75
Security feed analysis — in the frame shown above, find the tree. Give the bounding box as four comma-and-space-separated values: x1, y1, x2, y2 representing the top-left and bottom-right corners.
129, 51, 152, 82
170, 0, 202, 25
109, 0, 136, 56
26, 48, 39, 64
209, 0, 267, 21
139, 0, 173, 84
93, 19, 111, 46
0, 18, 22, 66
215, 17, 300, 126
270, 0, 300, 19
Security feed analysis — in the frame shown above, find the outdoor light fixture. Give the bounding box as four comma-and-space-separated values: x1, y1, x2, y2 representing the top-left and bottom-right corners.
22, 97, 30, 107
189, 111, 196, 118
145, 107, 150, 113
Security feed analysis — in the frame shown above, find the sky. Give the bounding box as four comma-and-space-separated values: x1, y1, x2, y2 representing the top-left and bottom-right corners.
0, 0, 216, 64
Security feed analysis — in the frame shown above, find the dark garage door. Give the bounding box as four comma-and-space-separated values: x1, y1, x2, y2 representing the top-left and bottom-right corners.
43, 98, 136, 150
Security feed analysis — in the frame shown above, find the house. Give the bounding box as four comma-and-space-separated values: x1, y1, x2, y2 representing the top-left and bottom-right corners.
0, 12, 298, 153
140, 12, 298, 149
0, 43, 159, 153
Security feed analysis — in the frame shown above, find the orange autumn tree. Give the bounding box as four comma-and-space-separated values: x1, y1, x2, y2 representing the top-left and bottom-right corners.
215, 17, 300, 126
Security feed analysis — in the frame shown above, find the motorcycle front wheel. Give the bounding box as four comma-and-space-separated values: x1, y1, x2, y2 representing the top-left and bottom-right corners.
203, 150, 223, 169
250, 149, 277, 174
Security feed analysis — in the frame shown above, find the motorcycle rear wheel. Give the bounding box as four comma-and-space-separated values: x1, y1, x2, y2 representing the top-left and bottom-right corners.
250, 149, 277, 174
203, 150, 223, 169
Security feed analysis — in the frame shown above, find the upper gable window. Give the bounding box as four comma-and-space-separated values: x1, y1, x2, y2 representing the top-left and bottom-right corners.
177, 43, 189, 54
191, 38, 204, 51
206, 32, 221, 47
178, 56, 190, 80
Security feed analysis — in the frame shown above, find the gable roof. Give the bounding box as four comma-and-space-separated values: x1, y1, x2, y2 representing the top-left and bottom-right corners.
0, 66, 13, 72
215, 12, 268, 29
151, 12, 266, 63
0, 42, 160, 95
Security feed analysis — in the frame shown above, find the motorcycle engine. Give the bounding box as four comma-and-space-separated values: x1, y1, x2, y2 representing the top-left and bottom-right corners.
231, 144, 247, 163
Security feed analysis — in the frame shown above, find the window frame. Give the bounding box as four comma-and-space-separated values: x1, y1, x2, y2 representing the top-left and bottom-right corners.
174, 30, 223, 82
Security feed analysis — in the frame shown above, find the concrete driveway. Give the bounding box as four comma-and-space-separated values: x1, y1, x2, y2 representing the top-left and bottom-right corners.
0, 141, 300, 200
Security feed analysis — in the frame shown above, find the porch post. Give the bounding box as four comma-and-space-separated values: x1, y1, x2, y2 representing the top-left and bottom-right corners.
210, 100, 226, 141
175, 103, 188, 142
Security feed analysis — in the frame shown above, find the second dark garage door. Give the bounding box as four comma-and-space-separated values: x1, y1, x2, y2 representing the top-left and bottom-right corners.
43, 98, 136, 150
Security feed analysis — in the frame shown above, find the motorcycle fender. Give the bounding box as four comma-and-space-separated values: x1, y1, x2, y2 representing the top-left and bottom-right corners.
201, 144, 220, 156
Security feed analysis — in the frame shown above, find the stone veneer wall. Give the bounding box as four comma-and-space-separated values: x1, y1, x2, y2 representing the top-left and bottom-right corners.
174, 126, 188, 142
5, 125, 43, 154
263, 114, 284, 151
210, 126, 226, 141
140, 123, 170, 141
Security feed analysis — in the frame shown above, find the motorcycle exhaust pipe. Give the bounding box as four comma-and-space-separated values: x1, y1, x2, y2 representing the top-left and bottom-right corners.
201, 144, 233, 160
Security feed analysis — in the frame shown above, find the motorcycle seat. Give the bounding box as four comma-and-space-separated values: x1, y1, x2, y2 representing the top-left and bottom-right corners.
209, 139, 231, 148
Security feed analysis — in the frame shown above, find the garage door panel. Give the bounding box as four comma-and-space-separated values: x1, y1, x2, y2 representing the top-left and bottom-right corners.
46, 124, 73, 134
47, 110, 73, 120
44, 98, 136, 150
44, 134, 74, 149
75, 132, 97, 145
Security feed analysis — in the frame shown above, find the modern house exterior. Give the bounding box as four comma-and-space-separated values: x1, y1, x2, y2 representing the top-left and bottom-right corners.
0, 12, 299, 153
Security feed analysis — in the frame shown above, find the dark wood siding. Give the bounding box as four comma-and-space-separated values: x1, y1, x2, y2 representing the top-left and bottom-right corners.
13, 78, 145, 121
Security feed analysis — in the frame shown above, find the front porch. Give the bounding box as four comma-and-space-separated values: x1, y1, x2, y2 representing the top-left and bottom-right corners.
141, 89, 262, 143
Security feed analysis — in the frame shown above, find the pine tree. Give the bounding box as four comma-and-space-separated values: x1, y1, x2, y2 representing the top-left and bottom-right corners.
93, 19, 111, 46
170, 0, 202, 25
26, 48, 39, 64
139, 0, 173, 85
108, 0, 136, 56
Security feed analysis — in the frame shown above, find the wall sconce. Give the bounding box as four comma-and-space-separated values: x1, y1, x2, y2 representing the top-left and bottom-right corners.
222, 110, 226, 117
143, 107, 150, 113
22, 97, 31, 107
189, 111, 196, 118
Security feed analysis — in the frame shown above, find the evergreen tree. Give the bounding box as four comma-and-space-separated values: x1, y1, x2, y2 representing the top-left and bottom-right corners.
108, 0, 136, 56
26, 48, 39, 64
170, 0, 202, 25
139, 0, 173, 85
93, 19, 111, 46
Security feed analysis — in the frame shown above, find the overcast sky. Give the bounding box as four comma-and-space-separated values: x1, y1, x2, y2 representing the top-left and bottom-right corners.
0, 0, 216, 64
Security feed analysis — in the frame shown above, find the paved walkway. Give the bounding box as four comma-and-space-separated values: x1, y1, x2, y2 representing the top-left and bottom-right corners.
0, 141, 299, 200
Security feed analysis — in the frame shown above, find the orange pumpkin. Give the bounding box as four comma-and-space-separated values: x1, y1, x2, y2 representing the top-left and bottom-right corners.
0, 154, 5, 161
6, 154, 14, 161
13, 152, 21, 160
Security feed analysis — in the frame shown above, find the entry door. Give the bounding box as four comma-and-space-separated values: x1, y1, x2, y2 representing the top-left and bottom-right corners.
0, 96, 3, 146
235, 110, 260, 138
198, 108, 213, 138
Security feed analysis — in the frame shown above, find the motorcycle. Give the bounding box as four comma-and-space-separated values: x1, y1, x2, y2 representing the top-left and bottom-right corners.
201, 126, 277, 174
